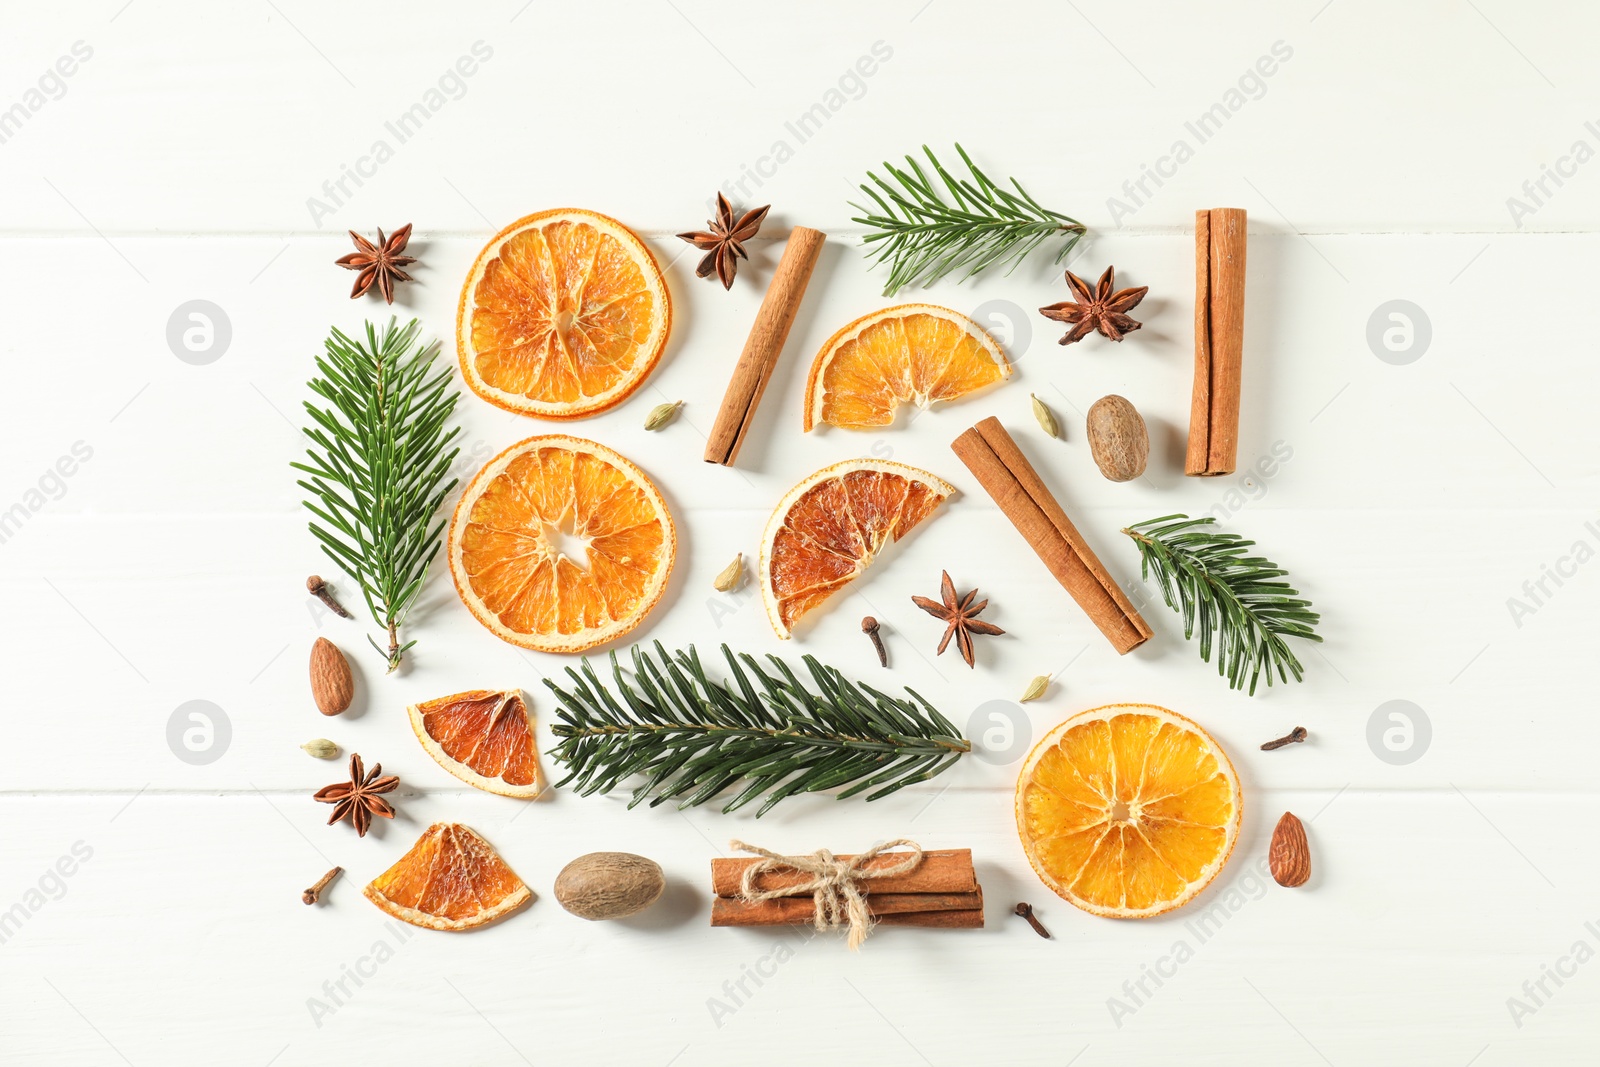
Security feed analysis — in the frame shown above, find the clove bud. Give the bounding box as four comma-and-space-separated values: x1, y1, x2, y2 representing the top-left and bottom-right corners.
1260, 726, 1308, 751
861, 617, 887, 667
1014, 901, 1051, 939
302, 866, 343, 905
306, 575, 352, 618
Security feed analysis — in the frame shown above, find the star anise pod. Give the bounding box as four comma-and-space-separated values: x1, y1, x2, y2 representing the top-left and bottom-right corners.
335, 224, 416, 304
313, 754, 398, 837
1039, 265, 1147, 345
677, 193, 770, 289
911, 571, 1005, 669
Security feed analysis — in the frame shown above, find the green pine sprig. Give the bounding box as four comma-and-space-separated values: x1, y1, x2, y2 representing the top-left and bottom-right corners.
292, 318, 461, 673
1122, 514, 1322, 695
850, 143, 1085, 296
546, 642, 971, 816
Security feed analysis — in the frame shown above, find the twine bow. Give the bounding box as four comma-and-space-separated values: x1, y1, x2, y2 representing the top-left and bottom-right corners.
730, 838, 925, 950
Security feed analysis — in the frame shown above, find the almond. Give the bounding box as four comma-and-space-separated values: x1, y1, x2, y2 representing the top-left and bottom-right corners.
1085, 394, 1149, 482
309, 637, 353, 716
1269, 811, 1311, 887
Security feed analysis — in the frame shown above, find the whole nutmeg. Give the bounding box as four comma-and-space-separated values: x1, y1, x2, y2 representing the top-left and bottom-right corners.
309, 637, 354, 716
1085, 395, 1149, 482
554, 852, 665, 921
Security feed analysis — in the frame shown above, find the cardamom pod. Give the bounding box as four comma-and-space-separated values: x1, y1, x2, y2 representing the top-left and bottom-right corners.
713, 553, 743, 592
1030, 394, 1059, 439
644, 401, 682, 431
301, 738, 340, 760
1019, 675, 1049, 703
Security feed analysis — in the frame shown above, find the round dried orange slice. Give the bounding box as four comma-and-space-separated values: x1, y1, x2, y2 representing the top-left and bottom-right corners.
448, 435, 675, 654
365, 823, 531, 932
1016, 704, 1241, 919
457, 208, 671, 419
802, 304, 1010, 431
760, 459, 953, 638
408, 689, 541, 798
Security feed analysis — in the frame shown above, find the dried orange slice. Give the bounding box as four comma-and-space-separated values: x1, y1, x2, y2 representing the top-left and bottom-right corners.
457, 208, 671, 419
449, 435, 675, 654
759, 459, 953, 637
1016, 704, 1241, 918
408, 690, 541, 798
802, 304, 1010, 431
364, 823, 531, 931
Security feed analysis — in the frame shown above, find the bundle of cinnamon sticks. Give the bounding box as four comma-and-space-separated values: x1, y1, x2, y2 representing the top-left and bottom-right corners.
710, 848, 983, 929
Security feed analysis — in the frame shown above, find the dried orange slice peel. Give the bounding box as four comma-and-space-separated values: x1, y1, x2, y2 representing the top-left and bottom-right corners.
365, 823, 532, 931
760, 459, 953, 637
803, 304, 1010, 431
408, 689, 541, 798
449, 435, 676, 654
1016, 704, 1241, 918
457, 208, 671, 419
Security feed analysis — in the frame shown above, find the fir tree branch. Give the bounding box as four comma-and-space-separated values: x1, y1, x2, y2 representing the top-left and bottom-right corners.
546, 643, 971, 816
849, 143, 1085, 296
1122, 514, 1322, 695
292, 318, 461, 672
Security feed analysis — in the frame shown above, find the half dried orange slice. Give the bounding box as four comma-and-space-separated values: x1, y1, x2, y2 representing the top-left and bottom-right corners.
760, 459, 953, 637
449, 435, 675, 653
1016, 704, 1241, 918
408, 689, 541, 798
364, 823, 531, 931
802, 304, 1010, 431
457, 208, 671, 419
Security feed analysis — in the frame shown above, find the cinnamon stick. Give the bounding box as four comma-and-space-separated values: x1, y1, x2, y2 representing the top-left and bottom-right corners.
877, 908, 983, 929
711, 848, 976, 899
951, 418, 1151, 654
703, 226, 827, 466
711, 891, 982, 927
714, 906, 983, 929
1186, 207, 1247, 476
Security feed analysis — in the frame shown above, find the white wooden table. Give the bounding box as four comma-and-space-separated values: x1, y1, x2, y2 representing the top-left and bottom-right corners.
3, 2, 1596, 1063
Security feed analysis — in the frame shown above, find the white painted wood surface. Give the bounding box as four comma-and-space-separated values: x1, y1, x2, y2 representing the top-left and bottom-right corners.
2, 1, 1596, 1063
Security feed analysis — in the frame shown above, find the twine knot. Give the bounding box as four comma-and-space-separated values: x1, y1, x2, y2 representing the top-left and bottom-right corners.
730, 838, 924, 950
